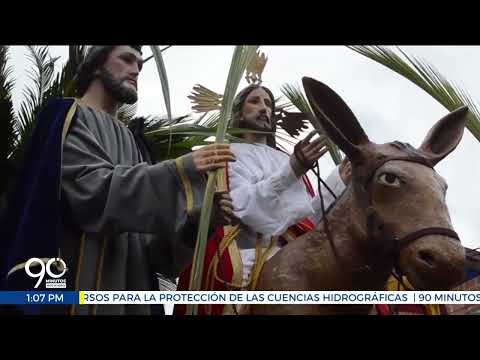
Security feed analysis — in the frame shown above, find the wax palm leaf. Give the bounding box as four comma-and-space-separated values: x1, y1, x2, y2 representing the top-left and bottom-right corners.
348, 46, 480, 142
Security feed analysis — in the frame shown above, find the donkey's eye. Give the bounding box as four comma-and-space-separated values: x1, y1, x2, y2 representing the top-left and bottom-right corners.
378, 173, 401, 187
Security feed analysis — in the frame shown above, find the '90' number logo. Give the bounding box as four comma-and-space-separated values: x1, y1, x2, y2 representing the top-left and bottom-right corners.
25, 258, 67, 289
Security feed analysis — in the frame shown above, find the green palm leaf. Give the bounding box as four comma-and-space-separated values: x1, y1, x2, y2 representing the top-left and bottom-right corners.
144, 114, 191, 133
148, 124, 269, 142
14, 46, 59, 162
0, 46, 17, 195
118, 102, 138, 124
348, 46, 480, 142
280, 83, 342, 164
187, 45, 258, 315
64, 45, 88, 97
150, 46, 173, 156
144, 112, 259, 163
46, 45, 88, 99
145, 115, 202, 160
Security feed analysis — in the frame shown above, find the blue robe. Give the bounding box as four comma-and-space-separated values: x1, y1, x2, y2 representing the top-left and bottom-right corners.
1, 99, 76, 291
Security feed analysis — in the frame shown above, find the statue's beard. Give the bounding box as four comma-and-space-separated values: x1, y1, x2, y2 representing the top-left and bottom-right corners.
239, 114, 274, 133
99, 68, 138, 104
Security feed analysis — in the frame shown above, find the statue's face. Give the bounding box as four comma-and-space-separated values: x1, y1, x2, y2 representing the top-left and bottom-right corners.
97, 46, 143, 104
240, 88, 274, 131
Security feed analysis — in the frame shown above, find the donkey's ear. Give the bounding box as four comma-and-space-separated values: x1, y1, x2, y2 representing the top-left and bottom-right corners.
419, 106, 468, 166
303, 77, 369, 162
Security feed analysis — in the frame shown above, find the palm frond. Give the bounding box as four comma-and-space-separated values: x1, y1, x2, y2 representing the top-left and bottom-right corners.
198, 111, 222, 128
45, 45, 89, 101
142, 109, 258, 164
150, 46, 173, 156
14, 46, 58, 162
152, 133, 251, 162
118, 102, 138, 124
188, 84, 223, 113
145, 114, 214, 159
188, 46, 258, 314
348, 46, 480, 142
147, 123, 269, 140
0, 46, 17, 158
280, 83, 343, 164
146, 121, 259, 164
150, 135, 211, 162
66, 45, 88, 86
145, 116, 198, 147
144, 114, 191, 133
0, 46, 17, 194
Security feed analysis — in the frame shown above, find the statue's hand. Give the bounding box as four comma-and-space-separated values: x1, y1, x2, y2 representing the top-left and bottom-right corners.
192, 144, 236, 173
212, 191, 235, 227
290, 130, 327, 177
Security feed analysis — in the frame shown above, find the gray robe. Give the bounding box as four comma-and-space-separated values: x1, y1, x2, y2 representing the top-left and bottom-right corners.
60, 104, 204, 315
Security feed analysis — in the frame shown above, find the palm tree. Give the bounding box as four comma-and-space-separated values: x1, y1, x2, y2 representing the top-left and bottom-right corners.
0, 45, 89, 200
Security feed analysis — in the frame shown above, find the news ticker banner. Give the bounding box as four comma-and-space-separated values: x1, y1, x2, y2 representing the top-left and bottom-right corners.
2, 291, 480, 305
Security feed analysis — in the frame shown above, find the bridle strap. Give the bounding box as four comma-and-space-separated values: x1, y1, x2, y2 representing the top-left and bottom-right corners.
397, 227, 460, 249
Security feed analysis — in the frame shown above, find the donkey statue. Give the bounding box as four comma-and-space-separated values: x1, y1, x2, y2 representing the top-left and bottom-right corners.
248, 77, 467, 315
